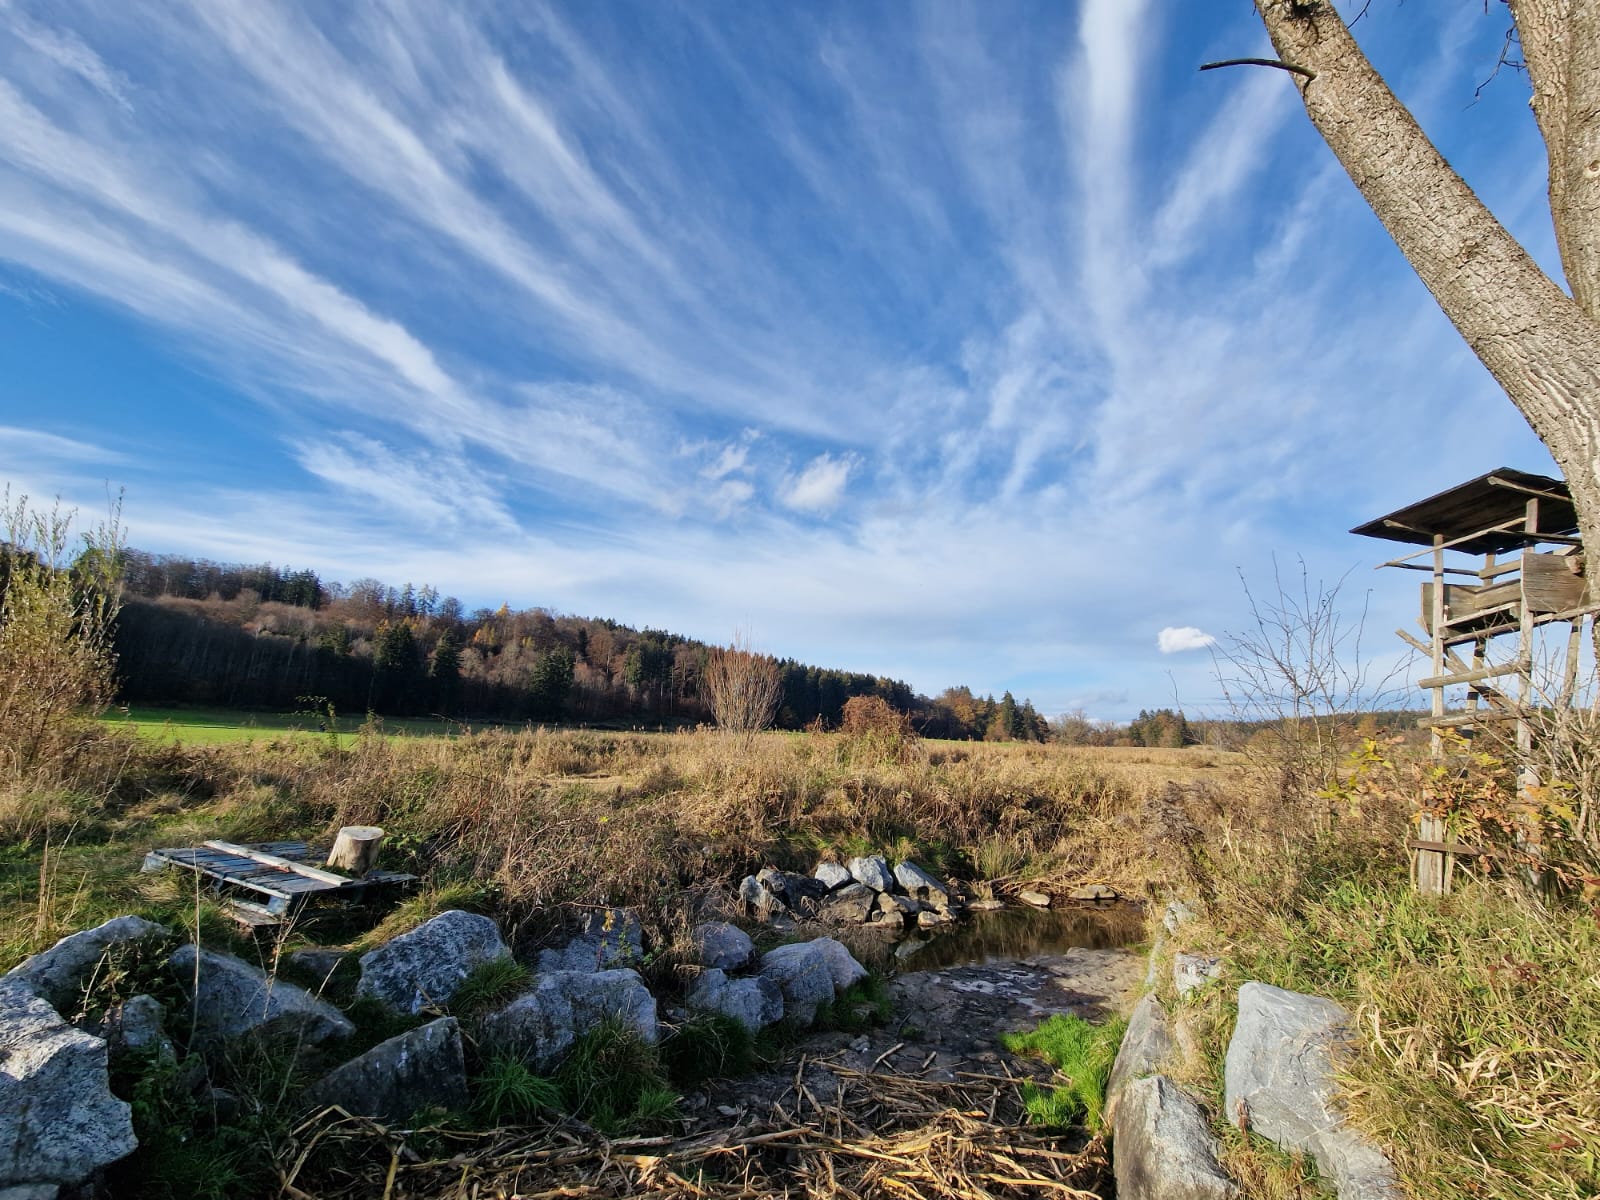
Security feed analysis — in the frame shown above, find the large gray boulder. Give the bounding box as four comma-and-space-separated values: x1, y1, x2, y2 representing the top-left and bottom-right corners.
758, 942, 836, 1026
893, 861, 951, 908
170, 945, 355, 1045
538, 908, 644, 972
692, 922, 754, 971
302, 1017, 467, 1122
4, 916, 169, 1012
686, 969, 784, 1032
847, 856, 894, 893
356, 910, 509, 1014
813, 862, 852, 890
1113, 1074, 1236, 1200
808, 937, 868, 992
482, 969, 657, 1072
1224, 983, 1400, 1200
0, 980, 136, 1188
1107, 994, 1174, 1121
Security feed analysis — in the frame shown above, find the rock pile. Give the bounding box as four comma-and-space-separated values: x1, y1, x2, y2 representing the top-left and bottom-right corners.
1, 902, 873, 1194
0, 916, 164, 1193
737, 856, 965, 930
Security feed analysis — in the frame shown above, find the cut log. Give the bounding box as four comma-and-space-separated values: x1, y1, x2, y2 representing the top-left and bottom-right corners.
326, 826, 384, 876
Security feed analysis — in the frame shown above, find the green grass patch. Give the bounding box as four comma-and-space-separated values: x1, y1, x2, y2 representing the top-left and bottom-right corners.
100, 705, 469, 746
660, 1012, 755, 1087
553, 1017, 679, 1135
1003, 1012, 1127, 1132
448, 957, 530, 1019
471, 1054, 562, 1126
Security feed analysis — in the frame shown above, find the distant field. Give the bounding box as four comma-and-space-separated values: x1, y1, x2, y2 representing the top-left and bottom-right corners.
100, 705, 472, 745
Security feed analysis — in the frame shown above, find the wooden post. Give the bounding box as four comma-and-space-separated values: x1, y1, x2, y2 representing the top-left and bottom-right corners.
1417, 534, 1450, 896
1517, 499, 1542, 890
327, 826, 384, 876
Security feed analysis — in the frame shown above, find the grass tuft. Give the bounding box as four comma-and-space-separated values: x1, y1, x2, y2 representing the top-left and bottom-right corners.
1002, 1013, 1126, 1132
471, 1054, 561, 1126
448, 956, 530, 1019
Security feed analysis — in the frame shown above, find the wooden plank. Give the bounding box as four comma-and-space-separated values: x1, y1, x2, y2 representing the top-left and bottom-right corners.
1405, 839, 1485, 857
202, 841, 351, 886
1417, 659, 1529, 690
1522, 551, 1588, 614
144, 847, 296, 904
1418, 710, 1520, 730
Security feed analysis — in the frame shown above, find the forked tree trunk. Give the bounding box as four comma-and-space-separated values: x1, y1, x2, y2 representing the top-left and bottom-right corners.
1251, 0, 1600, 553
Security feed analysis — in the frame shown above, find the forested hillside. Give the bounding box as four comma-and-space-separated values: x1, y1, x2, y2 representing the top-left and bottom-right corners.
112, 551, 1052, 737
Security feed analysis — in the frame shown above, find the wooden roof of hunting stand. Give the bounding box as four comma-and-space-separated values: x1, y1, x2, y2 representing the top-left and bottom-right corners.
1353, 468, 1597, 897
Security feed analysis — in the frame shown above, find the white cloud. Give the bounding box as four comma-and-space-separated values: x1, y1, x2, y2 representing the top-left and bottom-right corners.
1158, 626, 1216, 654
0, 425, 125, 466
781, 453, 853, 513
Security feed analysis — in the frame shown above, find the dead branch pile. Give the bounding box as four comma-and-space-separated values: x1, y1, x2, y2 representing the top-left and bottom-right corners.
276, 1056, 1109, 1200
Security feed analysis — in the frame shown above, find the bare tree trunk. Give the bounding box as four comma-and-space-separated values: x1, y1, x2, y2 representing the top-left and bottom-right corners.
1252, 0, 1600, 552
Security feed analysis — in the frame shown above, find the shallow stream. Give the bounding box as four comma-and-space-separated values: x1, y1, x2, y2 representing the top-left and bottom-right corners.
843, 902, 1145, 974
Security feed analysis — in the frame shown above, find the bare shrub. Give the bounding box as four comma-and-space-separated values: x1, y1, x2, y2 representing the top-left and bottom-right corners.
1211, 557, 1403, 813
0, 490, 124, 782
702, 631, 781, 747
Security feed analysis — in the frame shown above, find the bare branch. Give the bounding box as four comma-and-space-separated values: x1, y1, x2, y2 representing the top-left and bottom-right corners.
1199, 57, 1317, 80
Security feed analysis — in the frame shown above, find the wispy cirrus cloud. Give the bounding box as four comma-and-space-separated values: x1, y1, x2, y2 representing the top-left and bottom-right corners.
0, 0, 1556, 717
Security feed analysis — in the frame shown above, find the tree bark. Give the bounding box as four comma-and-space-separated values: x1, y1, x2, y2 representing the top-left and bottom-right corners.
1251, 0, 1600, 554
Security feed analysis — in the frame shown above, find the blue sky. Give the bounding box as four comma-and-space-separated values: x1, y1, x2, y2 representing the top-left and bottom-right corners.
0, 0, 1561, 720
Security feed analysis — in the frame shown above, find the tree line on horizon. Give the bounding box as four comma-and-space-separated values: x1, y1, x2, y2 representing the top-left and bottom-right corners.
110, 550, 1056, 738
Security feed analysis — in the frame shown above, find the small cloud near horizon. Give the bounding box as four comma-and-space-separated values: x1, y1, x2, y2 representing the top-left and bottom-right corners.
1158, 625, 1216, 654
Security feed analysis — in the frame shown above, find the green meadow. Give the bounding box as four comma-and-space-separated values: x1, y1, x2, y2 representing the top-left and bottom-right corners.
99, 705, 472, 745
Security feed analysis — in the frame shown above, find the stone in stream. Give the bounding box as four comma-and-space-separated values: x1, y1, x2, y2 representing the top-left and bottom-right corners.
356, 910, 510, 1013
1113, 1074, 1236, 1200
0, 979, 137, 1189
3, 915, 170, 1012
813, 862, 853, 890
819, 883, 877, 925
170, 945, 355, 1045
846, 855, 895, 893
686, 969, 785, 1032
482, 969, 657, 1072
917, 909, 954, 929
302, 1016, 468, 1122
1017, 890, 1052, 908
968, 899, 1005, 911
1224, 983, 1400, 1200
893, 861, 951, 908
875, 892, 918, 919
757, 942, 837, 1025
1069, 883, 1118, 902
692, 922, 754, 970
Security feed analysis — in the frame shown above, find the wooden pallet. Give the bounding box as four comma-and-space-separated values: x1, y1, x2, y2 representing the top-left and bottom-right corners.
142, 839, 415, 925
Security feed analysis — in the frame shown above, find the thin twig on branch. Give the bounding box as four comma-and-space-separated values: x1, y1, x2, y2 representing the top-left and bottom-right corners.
1199, 57, 1316, 80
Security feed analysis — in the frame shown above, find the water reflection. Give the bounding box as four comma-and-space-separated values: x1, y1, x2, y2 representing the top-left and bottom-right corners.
845, 904, 1145, 974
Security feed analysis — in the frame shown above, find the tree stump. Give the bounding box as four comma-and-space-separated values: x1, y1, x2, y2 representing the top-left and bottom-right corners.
326, 826, 384, 876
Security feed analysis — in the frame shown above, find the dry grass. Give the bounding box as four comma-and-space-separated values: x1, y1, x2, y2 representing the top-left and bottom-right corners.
1149, 741, 1600, 1200
1, 728, 1219, 968
279, 1055, 1111, 1199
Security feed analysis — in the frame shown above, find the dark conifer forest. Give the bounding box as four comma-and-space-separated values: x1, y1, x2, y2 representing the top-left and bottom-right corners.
111, 550, 1053, 738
